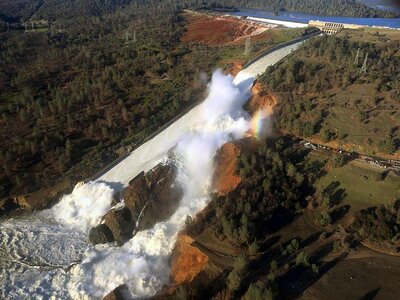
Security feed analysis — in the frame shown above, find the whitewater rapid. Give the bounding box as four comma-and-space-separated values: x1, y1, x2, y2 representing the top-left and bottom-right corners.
0, 70, 254, 299
0, 39, 307, 299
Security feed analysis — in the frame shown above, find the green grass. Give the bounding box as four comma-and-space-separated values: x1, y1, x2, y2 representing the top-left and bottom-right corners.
216, 27, 308, 69
216, 46, 245, 67
316, 161, 398, 210
315, 84, 399, 155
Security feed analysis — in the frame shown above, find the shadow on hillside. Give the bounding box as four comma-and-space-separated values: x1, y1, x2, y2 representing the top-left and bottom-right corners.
301, 231, 322, 248
278, 250, 348, 299
358, 287, 381, 300
331, 204, 350, 223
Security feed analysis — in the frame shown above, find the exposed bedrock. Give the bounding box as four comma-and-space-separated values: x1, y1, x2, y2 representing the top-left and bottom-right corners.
89, 224, 114, 245
103, 207, 135, 246
89, 163, 182, 246
103, 284, 132, 300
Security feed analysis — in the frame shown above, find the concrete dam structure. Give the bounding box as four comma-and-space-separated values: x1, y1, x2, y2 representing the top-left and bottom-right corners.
309, 20, 364, 35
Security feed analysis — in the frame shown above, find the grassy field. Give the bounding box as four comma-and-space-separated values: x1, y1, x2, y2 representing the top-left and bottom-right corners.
338, 27, 400, 43
310, 151, 398, 210
306, 83, 400, 156
216, 27, 309, 69
317, 163, 398, 209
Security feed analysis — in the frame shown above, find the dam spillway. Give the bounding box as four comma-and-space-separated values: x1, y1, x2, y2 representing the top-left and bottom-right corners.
0, 37, 312, 299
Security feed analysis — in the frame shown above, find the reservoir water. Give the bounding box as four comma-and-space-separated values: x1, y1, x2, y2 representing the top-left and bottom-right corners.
226, 8, 400, 29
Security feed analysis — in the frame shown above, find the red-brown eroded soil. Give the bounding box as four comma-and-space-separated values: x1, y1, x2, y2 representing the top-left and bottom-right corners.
182, 13, 268, 46
169, 233, 209, 285
225, 61, 242, 77
167, 82, 277, 292
212, 83, 278, 197
213, 143, 242, 196
247, 82, 278, 115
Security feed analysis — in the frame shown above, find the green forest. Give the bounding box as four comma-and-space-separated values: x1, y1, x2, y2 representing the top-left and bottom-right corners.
0, 0, 222, 199
0, 1, 398, 199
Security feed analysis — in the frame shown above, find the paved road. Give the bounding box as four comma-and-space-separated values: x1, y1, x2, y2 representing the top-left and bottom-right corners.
300, 140, 400, 171
96, 39, 308, 188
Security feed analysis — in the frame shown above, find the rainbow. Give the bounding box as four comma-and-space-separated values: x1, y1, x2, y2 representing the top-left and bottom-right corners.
251, 109, 267, 139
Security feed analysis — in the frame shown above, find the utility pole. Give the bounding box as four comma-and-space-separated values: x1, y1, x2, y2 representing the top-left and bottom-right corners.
354, 48, 360, 66
244, 36, 252, 57
360, 53, 368, 74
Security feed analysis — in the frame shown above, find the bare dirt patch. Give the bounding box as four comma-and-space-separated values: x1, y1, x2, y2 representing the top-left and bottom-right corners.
246, 82, 278, 115
182, 12, 269, 46
170, 233, 209, 285
213, 143, 241, 196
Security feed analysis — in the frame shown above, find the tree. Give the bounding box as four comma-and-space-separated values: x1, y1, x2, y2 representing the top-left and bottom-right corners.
331, 153, 346, 168
286, 163, 297, 178
249, 240, 259, 254
317, 211, 332, 227
185, 215, 193, 227
227, 254, 249, 291
238, 224, 250, 244
234, 254, 249, 272
244, 283, 274, 300
295, 251, 310, 267
311, 263, 319, 276
379, 137, 396, 154
321, 128, 337, 142
227, 270, 241, 291
270, 260, 278, 271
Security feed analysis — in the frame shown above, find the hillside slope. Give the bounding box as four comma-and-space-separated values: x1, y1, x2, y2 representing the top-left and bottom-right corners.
261, 29, 400, 159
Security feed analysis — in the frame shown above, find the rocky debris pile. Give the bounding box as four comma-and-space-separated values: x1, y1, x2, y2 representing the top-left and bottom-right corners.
0, 183, 73, 216
0, 194, 56, 215
89, 164, 182, 246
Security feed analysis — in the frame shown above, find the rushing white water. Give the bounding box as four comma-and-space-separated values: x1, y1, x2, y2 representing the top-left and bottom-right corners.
0, 70, 254, 299
49, 182, 116, 232
0, 40, 308, 299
